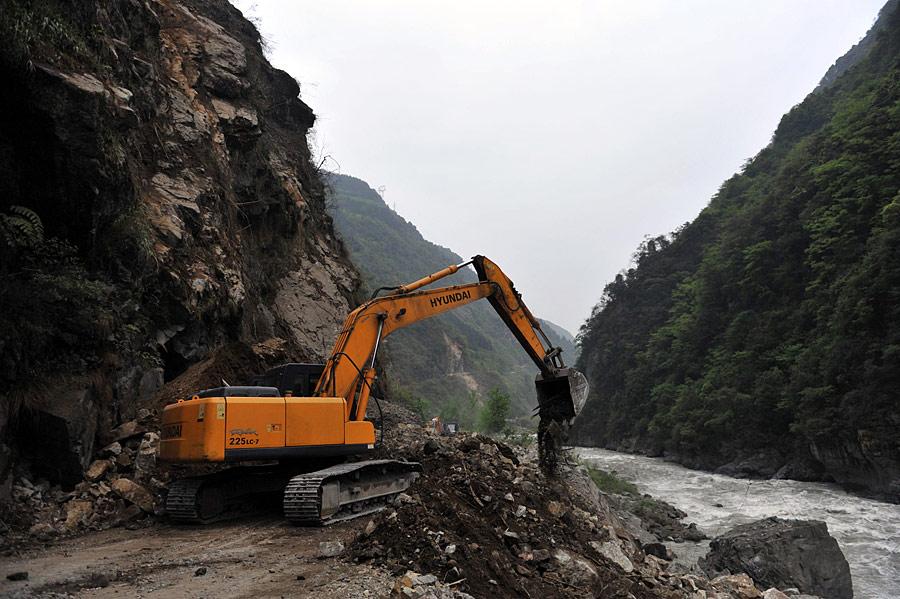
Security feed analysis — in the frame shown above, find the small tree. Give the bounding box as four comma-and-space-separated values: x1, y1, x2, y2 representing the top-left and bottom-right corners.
441, 389, 480, 431
394, 388, 431, 422
478, 387, 511, 434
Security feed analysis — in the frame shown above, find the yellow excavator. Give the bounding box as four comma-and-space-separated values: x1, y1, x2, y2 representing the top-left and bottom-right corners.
160, 255, 588, 524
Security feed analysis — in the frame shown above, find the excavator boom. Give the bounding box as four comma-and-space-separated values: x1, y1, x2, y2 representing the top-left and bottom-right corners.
315, 255, 587, 428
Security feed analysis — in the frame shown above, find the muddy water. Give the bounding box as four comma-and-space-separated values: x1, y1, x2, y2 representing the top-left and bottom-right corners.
574, 447, 900, 599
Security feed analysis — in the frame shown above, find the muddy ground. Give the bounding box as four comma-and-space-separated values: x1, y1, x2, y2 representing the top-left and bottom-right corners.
0, 516, 393, 599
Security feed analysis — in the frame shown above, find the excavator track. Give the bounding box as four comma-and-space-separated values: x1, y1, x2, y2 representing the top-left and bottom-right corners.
166, 460, 421, 525
284, 460, 421, 525
166, 466, 292, 524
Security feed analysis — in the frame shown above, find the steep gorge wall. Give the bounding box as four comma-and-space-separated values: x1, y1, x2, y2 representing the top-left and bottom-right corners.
0, 0, 360, 491
572, 2, 900, 498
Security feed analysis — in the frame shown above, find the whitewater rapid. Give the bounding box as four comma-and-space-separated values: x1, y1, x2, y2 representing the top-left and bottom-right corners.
574, 447, 899, 599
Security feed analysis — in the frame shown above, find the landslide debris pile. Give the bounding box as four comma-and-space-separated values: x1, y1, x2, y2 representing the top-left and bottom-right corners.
0, 340, 290, 545
352, 421, 770, 599
4, 410, 166, 542
2, 393, 807, 599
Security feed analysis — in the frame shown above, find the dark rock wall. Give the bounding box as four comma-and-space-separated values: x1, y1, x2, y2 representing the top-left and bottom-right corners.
0, 0, 361, 489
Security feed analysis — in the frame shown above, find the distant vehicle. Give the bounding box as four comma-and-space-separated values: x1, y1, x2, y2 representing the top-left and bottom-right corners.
426, 417, 458, 436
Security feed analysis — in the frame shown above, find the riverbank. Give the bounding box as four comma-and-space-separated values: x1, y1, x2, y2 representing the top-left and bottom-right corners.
574, 447, 900, 599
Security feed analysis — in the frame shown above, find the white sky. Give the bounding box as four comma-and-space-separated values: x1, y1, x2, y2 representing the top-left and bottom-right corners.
231, 1, 885, 334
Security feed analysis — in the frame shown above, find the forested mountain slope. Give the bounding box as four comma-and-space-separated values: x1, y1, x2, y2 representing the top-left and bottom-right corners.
573, 2, 900, 498
328, 173, 576, 423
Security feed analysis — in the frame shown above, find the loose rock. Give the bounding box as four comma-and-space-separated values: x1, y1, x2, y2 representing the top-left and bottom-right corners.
701, 517, 852, 599
318, 540, 345, 558
110, 478, 155, 512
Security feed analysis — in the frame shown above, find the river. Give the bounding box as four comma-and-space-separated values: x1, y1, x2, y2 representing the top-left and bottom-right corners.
573, 447, 899, 599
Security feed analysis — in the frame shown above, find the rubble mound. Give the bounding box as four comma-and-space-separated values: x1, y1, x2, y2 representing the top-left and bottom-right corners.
150, 341, 276, 410
2, 409, 167, 548
354, 427, 651, 598
354, 418, 773, 599
151, 338, 326, 412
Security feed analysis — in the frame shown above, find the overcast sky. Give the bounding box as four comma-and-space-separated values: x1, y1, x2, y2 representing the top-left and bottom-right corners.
232, 1, 885, 334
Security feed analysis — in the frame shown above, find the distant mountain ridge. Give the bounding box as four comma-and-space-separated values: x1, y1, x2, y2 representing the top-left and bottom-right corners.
327, 173, 576, 421
815, 0, 899, 92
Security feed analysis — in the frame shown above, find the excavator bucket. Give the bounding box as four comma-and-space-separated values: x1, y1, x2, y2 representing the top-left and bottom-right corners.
534, 367, 589, 423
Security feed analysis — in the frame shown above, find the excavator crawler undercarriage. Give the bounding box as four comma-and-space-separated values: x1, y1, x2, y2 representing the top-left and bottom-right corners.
166, 460, 421, 525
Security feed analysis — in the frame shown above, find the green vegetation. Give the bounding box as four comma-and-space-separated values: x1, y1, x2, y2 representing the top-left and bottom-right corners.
0, 0, 96, 69
588, 468, 639, 496
477, 387, 512, 434
0, 205, 110, 421
506, 430, 536, 449
327, 174, 577, 422
572, 5, 900, 469
393, 388, 432, 422
439, 389, 480, 431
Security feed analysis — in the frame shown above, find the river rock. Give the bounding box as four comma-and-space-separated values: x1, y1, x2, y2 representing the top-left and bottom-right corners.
101, 442, 122, 457
135, 432, 160, 475
700, 517, 852, 599
105, 421, 146, 445
318, 541, 345, 558
774, 450, 828, 482
715, 449, 784, 479
116, 452, 133, 469
711, 573, 762, 598
62, 499, 94, 530
392, 570, 475, 599
28, 522, 56, 538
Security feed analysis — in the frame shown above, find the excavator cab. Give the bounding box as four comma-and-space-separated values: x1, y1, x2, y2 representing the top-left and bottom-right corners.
252, 363, 326, 397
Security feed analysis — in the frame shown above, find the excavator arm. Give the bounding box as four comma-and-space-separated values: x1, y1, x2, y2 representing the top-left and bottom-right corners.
314, 255, 588, 431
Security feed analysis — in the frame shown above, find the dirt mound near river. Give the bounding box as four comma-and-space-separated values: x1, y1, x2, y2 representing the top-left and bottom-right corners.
353, 423, 674, 599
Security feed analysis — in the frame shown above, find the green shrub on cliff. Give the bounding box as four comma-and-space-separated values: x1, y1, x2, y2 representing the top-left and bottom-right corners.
0, 205, 109, 416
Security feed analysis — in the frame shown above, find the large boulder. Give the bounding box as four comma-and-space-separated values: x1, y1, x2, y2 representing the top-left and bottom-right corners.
700, 517, 852, 599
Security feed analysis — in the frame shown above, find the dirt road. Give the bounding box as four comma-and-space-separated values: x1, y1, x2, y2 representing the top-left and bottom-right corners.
0, 516, 393, 599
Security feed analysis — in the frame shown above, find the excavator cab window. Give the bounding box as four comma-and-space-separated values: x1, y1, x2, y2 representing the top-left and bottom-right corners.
256, 363, 327, 397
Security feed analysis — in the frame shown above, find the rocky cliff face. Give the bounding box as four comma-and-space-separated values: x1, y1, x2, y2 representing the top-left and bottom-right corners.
0, 0, 360, 493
